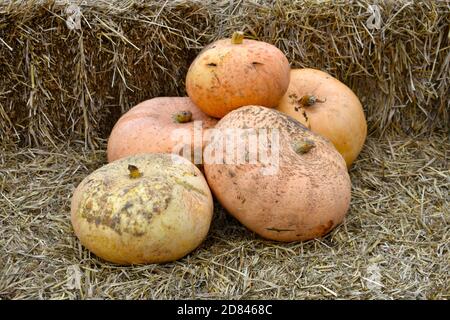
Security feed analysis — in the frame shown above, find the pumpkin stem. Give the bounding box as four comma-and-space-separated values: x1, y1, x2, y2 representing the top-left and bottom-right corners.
292, 139, 315, 155
173, 110, 193, 123
231, 31, 244, 44
299, 95, 326, 107
128, 164, 142, 179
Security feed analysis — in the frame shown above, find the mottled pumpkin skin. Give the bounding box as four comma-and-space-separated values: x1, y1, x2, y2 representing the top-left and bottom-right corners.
203, 106, 351, 242
277, 68, 367, 168
71, 154, 214, 264
107, 97, 217, 163
186, 38, 290, 118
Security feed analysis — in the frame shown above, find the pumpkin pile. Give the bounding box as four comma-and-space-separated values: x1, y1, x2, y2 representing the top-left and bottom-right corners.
71, 32, 366, 264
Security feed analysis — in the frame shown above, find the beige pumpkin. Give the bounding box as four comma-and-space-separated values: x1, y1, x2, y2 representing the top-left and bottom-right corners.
203, 106, 351, 242
71, 153, 214, 264
276, 68, 367, 168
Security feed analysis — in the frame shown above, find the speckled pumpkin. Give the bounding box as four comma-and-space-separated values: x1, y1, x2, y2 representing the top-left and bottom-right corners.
107, 97, 217, 163
203, 106, 351, 242
276, 68, 367, 168
71, 153, 214, 264
186, 32, 290, 118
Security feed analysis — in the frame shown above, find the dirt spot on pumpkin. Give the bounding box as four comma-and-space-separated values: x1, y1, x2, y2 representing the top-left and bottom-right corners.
85, 199, 93, 210
80, 177, 173, 237
123, 202, 133, 210
228, 169, 236, 178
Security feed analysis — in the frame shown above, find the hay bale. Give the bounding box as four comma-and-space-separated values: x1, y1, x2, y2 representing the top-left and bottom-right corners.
0, 0, 214, 148
1, 0, 448, 148
0, 132, 448, 299
220, 0, 450, 136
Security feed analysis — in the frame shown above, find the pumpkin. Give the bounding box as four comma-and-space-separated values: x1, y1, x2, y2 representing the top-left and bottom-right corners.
186, 31, 290, 118
107, 97, 217, 163
71, 153, 214, 264
203, 106, 351, 242
276, 68, 367, 167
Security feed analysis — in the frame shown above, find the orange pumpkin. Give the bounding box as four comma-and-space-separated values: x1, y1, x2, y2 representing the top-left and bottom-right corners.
107, 97, 217, 163
186, 32, 290, 118
276, 68, 367, 167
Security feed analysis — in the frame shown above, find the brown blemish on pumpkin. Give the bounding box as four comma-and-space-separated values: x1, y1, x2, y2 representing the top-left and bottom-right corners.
85, 199, 93, 210
266, 227, 295, 232
301, 110, 310, 127
80, 178, 173, 237
123, 202, 133, 210
212, 72, 221, 86
289, 94, 312, 128
228, 169, 236, 178
235, 106, 309, 134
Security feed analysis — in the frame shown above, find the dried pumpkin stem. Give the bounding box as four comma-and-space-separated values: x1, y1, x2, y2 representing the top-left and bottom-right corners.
128, 164, 142, 179
300, 95, 326, 107
173, 110, 192, 123
292, 139, 316, 154
231, 31, 244, 44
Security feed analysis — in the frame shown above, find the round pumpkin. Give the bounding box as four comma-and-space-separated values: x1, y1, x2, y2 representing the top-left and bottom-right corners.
107, 97, 217, 163
71, 153, 214, 264
203, 106, 351, 242
186, 32, 290, 118
276, 68, 367, 168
